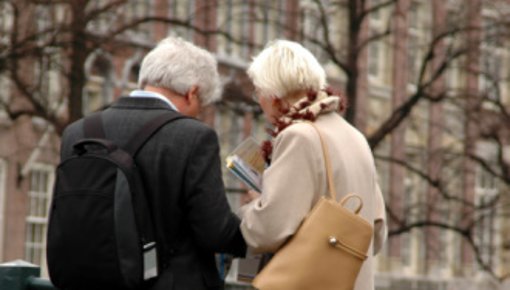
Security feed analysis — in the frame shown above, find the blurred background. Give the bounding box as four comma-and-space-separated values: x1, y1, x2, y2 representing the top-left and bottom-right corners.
0, 0, 509, 289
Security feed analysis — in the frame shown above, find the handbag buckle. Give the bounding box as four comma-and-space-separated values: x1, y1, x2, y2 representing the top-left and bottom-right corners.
327, 236, 368, 261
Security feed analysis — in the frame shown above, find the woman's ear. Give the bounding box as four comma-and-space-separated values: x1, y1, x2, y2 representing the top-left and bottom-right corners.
272, 97, 289, 114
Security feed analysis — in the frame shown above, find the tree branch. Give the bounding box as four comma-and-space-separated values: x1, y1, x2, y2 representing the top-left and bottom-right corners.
389, 220, 469, 236
359, 0, 396, 21
84, 0, 126, 24
368, 28, 471, 149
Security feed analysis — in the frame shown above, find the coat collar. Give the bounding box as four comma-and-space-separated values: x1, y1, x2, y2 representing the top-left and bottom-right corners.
110, 96, 177, 111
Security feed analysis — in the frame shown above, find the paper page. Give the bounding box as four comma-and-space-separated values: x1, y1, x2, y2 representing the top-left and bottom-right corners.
226, 137, 264, 192
230, 137, 265, 174
225, 256, 262, 284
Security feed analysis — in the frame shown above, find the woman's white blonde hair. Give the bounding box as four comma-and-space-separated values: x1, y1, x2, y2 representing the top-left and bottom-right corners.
138, 36, 222, 105
247, 40, 326, 99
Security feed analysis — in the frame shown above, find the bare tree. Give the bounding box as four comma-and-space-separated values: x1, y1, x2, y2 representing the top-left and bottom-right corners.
275, 0, 510, 281
0, 0, 226, 134
1, 0, 509, 280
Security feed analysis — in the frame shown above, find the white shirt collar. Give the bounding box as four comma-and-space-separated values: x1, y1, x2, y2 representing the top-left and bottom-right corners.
129, 90, 179, 112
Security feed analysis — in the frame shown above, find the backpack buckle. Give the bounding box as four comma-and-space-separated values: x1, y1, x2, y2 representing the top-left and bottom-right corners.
143, 242, 158, 280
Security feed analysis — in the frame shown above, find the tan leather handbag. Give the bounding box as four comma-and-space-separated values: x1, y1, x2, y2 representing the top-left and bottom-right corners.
252, 123, 373, 290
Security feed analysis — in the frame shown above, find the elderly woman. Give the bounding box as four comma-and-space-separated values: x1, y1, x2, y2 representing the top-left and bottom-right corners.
238, 40, 387, 290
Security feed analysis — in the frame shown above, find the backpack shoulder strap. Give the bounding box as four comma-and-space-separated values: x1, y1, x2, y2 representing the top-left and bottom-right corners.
124, 110, 189, 271
124, 111, 188, 157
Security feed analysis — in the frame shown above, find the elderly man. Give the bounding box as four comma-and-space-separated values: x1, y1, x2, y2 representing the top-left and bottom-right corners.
56, 37, 246, 290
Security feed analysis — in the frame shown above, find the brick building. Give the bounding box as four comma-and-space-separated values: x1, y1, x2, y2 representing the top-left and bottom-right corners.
0, 0, 509, 289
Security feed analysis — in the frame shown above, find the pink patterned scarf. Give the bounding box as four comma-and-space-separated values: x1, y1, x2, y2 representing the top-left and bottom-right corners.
261, 89, 345, 164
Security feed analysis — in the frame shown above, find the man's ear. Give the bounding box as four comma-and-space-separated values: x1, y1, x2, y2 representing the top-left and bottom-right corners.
185, 86, 200, 103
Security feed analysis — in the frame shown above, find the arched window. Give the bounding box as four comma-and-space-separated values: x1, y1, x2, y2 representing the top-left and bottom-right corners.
216, 0, 252, 59
121, 62, 141, 95
120, 52, 143, 95
129, 63, 141, 85
168, 0, 195, 40
83, 53, 115, 114
123, 0, 152, 41
0, 3, 13, 118
0, 2, 13, 45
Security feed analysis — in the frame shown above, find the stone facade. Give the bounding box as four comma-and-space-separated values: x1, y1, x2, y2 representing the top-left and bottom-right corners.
0, 0, 509, 288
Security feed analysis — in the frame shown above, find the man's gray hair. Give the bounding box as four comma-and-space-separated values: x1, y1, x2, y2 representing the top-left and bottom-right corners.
138, 36, 222, 105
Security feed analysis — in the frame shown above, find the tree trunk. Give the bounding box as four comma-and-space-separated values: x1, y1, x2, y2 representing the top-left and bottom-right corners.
388, 0, 410, 270
345, 0, 360, 126
346, 0, 368, 131
424, 0, 447, 273
462, 0, 482, 267
67, 0, 89, 125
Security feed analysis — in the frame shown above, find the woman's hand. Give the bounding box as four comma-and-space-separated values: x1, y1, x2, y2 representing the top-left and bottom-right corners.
241, 190, 261, 205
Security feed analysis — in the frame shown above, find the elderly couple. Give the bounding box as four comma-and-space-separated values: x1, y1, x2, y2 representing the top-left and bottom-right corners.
60, 37, 387, 290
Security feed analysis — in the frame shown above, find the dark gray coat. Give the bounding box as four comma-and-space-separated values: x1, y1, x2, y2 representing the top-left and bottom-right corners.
60, 97, 246, 290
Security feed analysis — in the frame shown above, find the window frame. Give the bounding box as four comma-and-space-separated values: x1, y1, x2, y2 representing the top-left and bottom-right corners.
0, 159, 7, 261
24, 163, 55, 267
473, 142, 499, 270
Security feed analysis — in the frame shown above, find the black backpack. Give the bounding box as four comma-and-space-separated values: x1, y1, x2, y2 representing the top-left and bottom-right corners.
47, 111, 186, 290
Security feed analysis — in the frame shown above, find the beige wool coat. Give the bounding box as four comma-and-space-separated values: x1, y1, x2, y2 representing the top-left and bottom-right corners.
239, 112, 387, 290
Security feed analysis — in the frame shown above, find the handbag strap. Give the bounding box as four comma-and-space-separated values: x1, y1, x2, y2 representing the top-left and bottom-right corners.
306, 123, 368, 260
305, 122, 337, 201
340, 194, 363, 214
304, 122, 364, 214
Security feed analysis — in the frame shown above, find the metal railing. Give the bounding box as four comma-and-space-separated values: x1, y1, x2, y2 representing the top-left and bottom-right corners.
4, 261, 501, 290
0, 260, 58, 290
25, 277, 58, 290
0, 260, 252, 290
